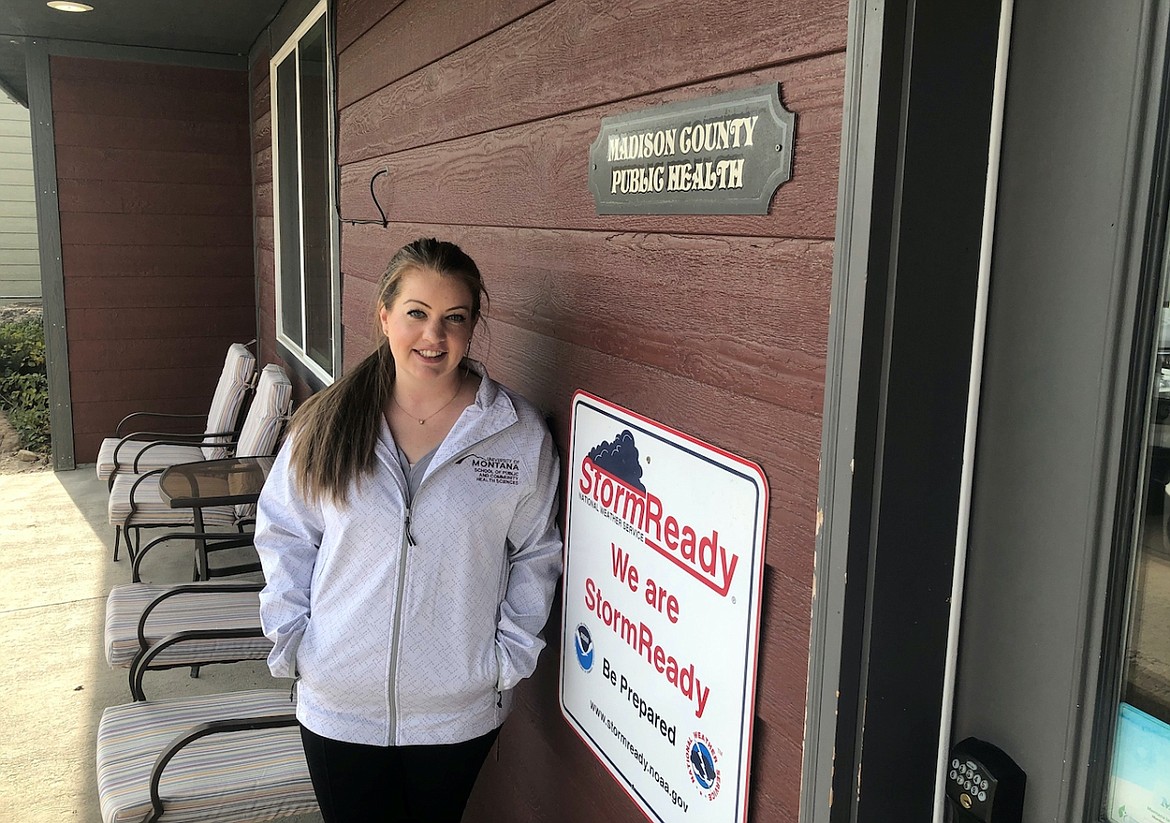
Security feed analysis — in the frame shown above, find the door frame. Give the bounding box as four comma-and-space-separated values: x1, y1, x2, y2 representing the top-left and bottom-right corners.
805, 0, 1005, 818
811, 0, 1170, 820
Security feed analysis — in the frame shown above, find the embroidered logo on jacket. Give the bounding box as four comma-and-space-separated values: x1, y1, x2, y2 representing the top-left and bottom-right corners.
455, 454, 521, 485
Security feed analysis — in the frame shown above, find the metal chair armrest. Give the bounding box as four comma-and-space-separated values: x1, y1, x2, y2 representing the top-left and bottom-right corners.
115, 411, 204, 437
201, 558, 264, 579
111, 431, 237, 475
132, 531, 254, 583
130, 433, 240, 472
137, 582, 265, 652
146, 713, 298, 823
131, 626, 267, 701
124, 467, 166, 522
122, 468, 167, 538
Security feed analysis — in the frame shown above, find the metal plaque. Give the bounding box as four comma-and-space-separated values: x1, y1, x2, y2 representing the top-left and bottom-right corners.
588, 84, 795, 215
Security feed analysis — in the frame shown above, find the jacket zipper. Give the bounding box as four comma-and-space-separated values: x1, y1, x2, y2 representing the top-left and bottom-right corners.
494, 548, 511, 700
384, 422, 518, 741
386, 504, 412, 740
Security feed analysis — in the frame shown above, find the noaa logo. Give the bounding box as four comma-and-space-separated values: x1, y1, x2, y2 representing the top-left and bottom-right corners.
574, 623, 594, 672
685, 731, 722, 800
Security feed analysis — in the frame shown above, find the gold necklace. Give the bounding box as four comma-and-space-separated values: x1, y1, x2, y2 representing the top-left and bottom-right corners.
391, 376, 464, 425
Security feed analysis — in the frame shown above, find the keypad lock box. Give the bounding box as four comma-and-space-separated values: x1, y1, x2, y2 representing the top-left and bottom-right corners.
945, 737, 1025, 823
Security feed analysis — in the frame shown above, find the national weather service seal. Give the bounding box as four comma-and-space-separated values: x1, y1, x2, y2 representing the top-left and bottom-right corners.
685, 730, 722, 801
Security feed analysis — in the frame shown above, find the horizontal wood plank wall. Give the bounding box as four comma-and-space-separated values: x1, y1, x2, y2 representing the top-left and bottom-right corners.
52, 56, 255, 462
0, 95, 41, 299
249, 0, 846, 819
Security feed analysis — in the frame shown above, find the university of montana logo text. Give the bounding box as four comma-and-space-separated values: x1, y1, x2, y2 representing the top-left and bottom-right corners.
456, 454, 520, 485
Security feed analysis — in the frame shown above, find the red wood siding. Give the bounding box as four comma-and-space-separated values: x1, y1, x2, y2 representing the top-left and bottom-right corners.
249, 46, 279, 379
52, 56, 255, 462
252, 0, 847, 819
337, 0, 551, 108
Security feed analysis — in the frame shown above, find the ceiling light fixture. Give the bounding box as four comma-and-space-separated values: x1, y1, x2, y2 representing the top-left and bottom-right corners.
47, 2, 94, 11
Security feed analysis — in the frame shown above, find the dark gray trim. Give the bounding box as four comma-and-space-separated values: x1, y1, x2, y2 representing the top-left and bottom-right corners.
799, 0, 888, 819
950, 0, 1170, 816
327, 0, 343, 381
247, 26, 273, 71
850, 3, 1001, 814
266, 0, 341, 387
12, 36, 246, 70
808, 0, 1002, 818
275, 338, 327, 394
255, 0, 322, 65
1086, 25, 1170, 811
24, 43, 73, 471
1081, 0, 1170, 817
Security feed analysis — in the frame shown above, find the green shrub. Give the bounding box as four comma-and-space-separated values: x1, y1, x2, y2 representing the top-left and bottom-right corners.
0, 317, 50, 453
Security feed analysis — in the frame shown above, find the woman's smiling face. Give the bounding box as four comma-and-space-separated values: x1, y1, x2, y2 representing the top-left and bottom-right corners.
379, 266, 476, 386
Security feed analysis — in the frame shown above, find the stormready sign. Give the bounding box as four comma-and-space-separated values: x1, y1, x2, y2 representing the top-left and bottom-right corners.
559, 391, 769, 823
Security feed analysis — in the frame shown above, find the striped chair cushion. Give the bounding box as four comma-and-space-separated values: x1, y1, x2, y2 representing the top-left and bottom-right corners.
96, 443, 206, 483
201, 343, 259, 461
235, 365, 293, 460
105, 584, 270, 668
108, 473, 238, 529
107, 365, 291, 528
230, 365, 292, 520
96, 689, 316, 823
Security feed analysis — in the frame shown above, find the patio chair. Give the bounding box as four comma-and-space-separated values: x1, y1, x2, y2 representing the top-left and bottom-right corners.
108, 364, 293, 575
104, 581, 271, 701
96, 689, 316, 823
96, 342, 257, 489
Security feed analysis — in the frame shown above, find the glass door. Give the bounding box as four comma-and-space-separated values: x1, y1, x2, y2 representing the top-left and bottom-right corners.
1106, 260, 1170, 821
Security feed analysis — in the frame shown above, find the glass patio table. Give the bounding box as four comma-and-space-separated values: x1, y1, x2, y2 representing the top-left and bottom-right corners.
155, 455, 275, 580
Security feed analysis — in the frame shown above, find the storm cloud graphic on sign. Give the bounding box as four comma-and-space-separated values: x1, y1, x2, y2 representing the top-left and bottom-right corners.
587, 430, 645, 492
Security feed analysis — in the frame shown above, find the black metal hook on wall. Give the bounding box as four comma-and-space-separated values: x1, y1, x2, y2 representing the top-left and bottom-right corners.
341, 167, 389, 228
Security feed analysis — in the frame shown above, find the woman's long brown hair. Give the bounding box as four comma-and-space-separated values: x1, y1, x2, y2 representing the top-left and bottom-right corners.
287, 238, 487, 505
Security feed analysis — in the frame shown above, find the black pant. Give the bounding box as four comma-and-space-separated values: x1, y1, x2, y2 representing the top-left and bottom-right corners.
299, 723, 500, 823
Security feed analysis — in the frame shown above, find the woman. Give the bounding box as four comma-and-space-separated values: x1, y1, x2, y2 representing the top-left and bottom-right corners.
255, 238, 563, 822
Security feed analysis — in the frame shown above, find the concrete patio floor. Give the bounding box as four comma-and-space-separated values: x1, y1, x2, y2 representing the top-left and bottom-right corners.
0, 466, 323, 822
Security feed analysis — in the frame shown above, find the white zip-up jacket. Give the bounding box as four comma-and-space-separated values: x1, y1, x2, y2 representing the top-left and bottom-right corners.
255, 367, 562, 746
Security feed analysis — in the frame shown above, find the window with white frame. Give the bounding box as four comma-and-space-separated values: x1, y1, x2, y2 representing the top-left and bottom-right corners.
271, 0, 339, 384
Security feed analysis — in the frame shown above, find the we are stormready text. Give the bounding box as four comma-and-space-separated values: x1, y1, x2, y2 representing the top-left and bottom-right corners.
584, 541, 711, 719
